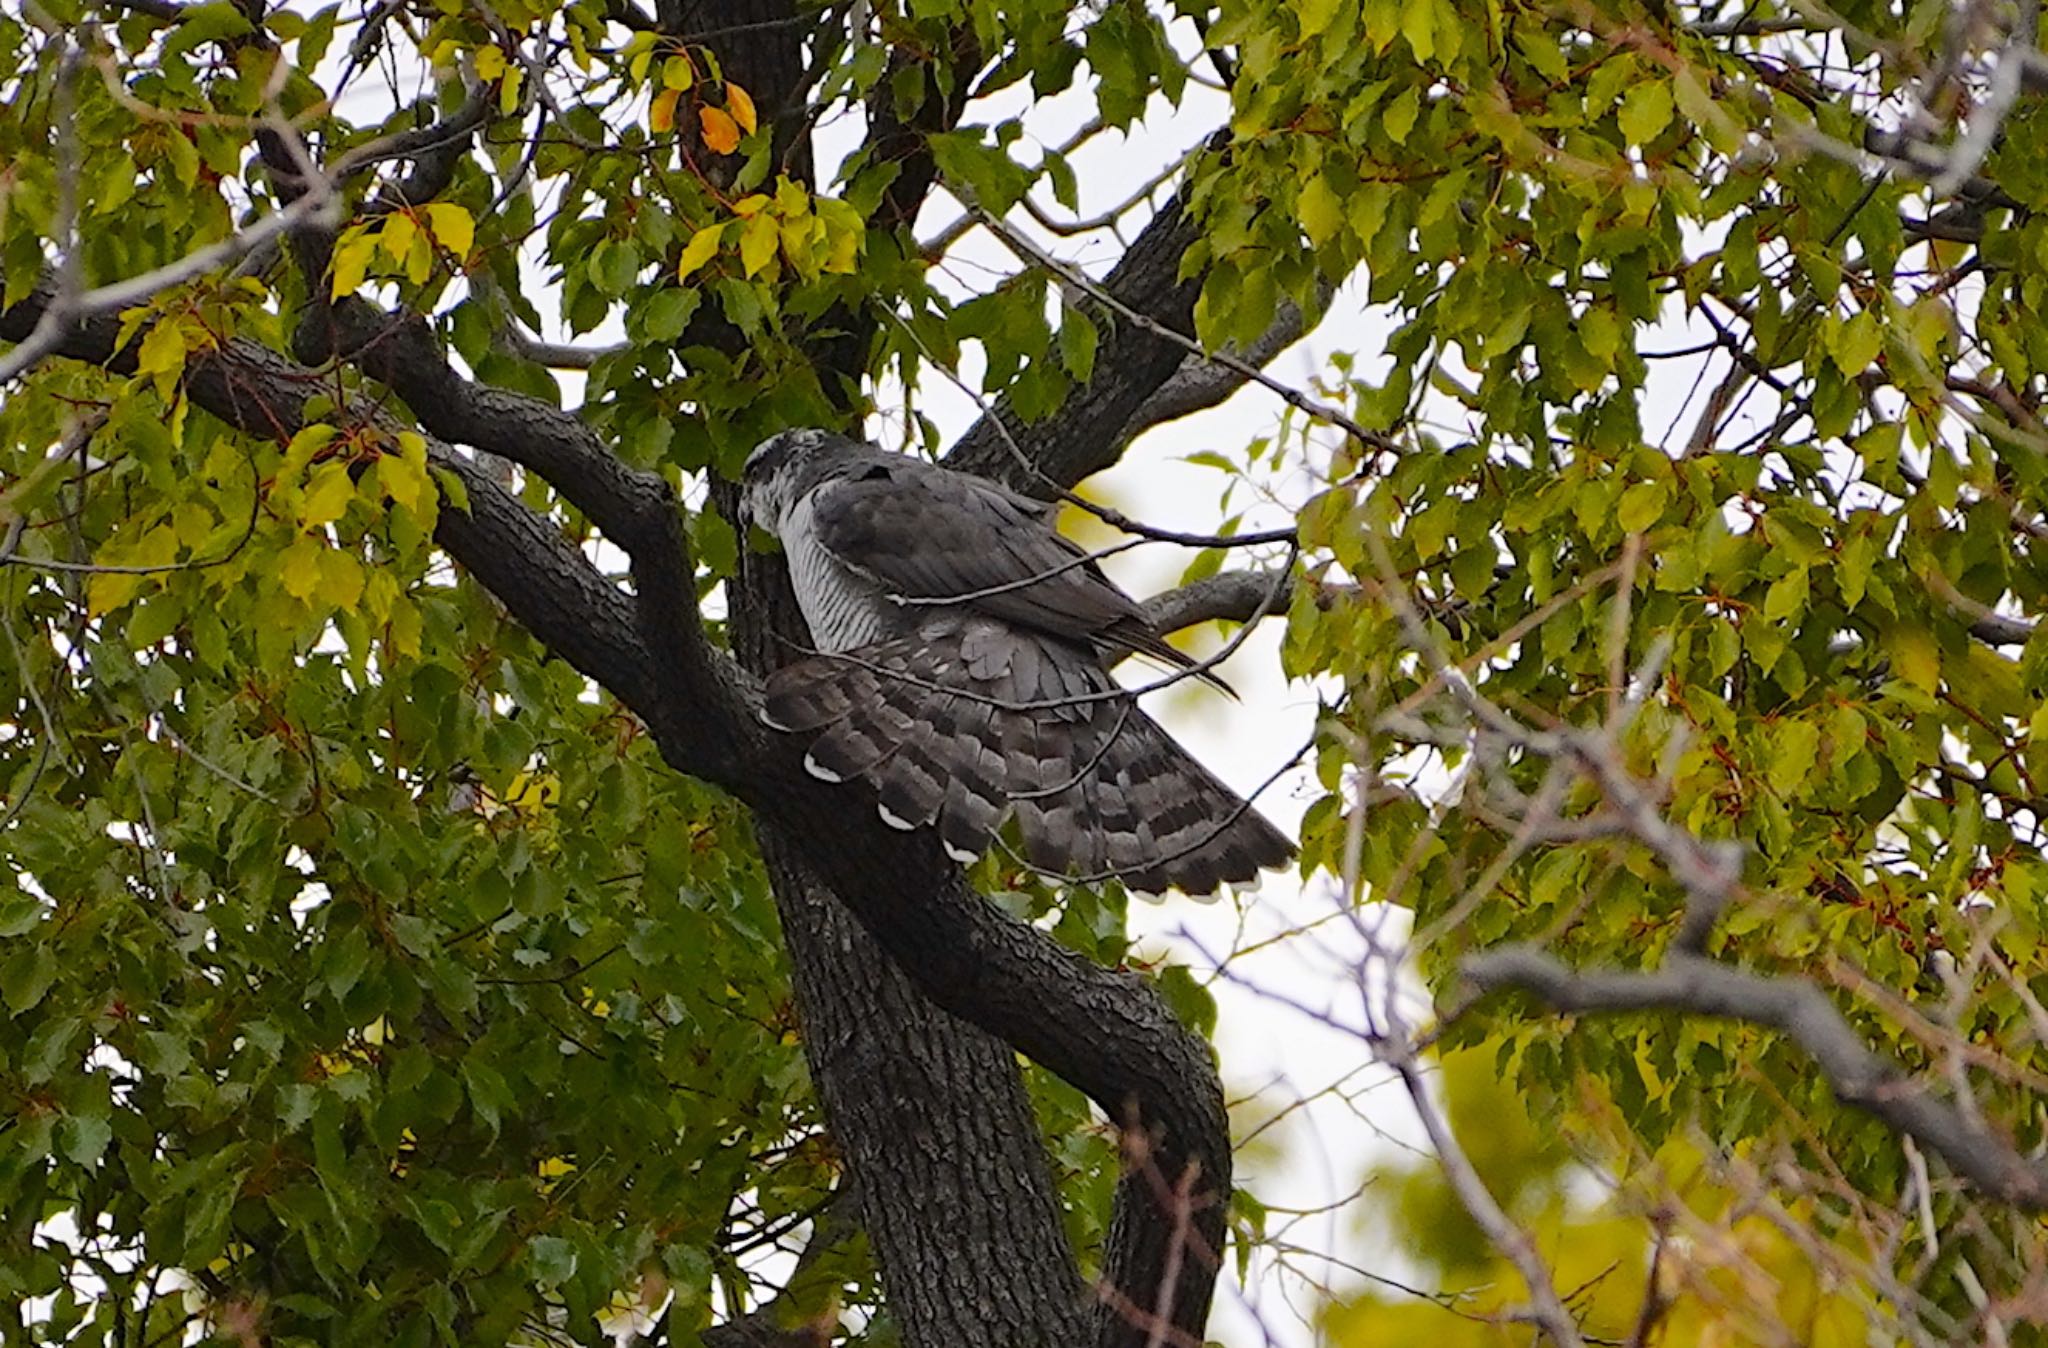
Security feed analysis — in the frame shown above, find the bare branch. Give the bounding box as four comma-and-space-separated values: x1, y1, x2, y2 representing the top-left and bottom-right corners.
1463, 948, 2048, 1211
1385, 1048, 1590, 1348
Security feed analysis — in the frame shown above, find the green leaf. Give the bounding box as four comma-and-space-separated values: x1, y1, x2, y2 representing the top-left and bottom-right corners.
59, 1114, 113, 1170
463, 1056, 514, 1135
1058, 305, 1099, 382
1618, 81, 1674, 144
1763, 568, 1808, 623
1766, 719, 1820, 796
1616, 480, 1668, 532
2, 944, 55, 1014
642, 287, 700, 343
1830, 309, 1883, 375
1382, 88, 1421, 144
928, 130, 1032, 213
590, 240, 643, 297
528, 1235, 578, 1289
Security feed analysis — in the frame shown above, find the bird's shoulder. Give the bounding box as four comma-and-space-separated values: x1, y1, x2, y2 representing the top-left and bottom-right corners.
807, 454, 1051, 539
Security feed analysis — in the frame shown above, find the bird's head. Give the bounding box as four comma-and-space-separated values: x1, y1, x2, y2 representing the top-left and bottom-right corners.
741, 428, 855, 533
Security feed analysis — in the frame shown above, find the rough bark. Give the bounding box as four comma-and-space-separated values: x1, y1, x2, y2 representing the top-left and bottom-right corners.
761, 833, 1091, 1346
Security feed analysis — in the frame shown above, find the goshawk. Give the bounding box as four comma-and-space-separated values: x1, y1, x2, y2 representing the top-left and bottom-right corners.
741, 429, 1293, 896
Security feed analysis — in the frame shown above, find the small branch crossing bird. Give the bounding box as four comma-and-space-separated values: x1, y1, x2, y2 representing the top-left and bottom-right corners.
741, 430, 1294, 896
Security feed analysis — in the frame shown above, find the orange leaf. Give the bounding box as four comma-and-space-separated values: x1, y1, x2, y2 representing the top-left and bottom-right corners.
726, 82, 758, 135
650, 88, 679, 134
699, 105, 740, 155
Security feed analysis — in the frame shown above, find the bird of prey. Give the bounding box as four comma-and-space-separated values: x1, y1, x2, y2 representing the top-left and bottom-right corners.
740, 429, 1294, 896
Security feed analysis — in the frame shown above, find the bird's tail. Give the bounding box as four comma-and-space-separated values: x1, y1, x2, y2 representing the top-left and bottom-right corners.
764, 619, 1294, 896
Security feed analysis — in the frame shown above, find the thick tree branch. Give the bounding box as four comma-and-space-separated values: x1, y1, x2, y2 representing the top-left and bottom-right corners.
1464, 947, 2048, 1211
944, 186, 1212, 495
1138, 568, 1298, 639
758, 835, 1092, 1346
0, 289, 659, 708
674, 11, 1222, 1344
304, 302, 674, 551
1116, 294, 1317, 443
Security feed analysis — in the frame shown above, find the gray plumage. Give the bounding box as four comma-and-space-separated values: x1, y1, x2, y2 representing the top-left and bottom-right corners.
741, 429, 1294, 896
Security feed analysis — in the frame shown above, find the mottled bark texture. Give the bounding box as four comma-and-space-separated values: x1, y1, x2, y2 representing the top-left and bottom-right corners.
1, 3, 1254, 1343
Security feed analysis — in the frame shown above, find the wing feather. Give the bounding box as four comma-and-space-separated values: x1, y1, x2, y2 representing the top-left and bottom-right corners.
807, 458, 1199, 672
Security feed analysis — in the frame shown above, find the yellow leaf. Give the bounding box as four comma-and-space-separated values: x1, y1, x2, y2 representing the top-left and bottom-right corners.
137, 321, 187, 400
661, 54, 694, 90
676, 224, 724, 280
388, 595, 423, 658
725, 82, 757, 135
405, 231, 432, 284
279, 536, 323, 601
650, 88, 679, 134
1890, 626, 1941, 693
1298, 0, 1339, 35
475, 45, 507, 79
731, 194, 770, 217
423, 203, 474, 260
171, 502, 214, 548
499, 65, 523, 116
379, 213, 417, 263
330, 226, 377, 299
379, 441, 432, 515
364, 569, 400, 623
86, 525, 178, 617
315, 549, 365, 609
699, 105, 740, 155
780, 214, 819, 278
88, 570, 144, 619
281, 424, 337, 484
824, 225, 860, 274
739, 213, 777, 278
301, 461, 356, 526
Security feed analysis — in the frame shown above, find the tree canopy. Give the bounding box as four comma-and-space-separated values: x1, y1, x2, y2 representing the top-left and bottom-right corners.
6, 0, 2048, 1344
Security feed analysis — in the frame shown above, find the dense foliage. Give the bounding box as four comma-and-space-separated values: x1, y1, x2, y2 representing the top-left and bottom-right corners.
5, 0, 2048, 1342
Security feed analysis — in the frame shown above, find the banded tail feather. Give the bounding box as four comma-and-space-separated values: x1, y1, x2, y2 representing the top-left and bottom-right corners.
764, 618, 1293, 896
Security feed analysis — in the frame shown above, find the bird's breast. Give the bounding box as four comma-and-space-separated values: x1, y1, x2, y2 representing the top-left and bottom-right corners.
783, 498, 901, 653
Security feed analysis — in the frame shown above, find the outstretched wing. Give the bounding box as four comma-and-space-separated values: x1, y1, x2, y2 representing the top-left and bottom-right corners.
806, 456, 1197, 671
